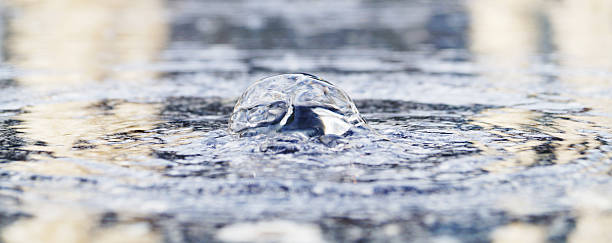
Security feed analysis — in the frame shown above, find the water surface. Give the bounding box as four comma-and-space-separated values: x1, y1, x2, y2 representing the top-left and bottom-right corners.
1, 0, 612, 242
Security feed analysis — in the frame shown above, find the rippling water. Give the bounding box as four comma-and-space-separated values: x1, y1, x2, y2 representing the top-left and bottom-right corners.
1, 0, 612, 242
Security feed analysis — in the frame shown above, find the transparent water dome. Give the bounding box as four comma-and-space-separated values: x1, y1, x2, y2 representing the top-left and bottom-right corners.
229, 73, 369, 137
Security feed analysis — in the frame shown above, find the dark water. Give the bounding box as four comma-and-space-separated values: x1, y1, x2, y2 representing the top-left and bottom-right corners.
1, 0, 612, 242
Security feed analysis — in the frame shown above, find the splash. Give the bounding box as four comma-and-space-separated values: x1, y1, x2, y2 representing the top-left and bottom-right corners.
229, 73, 369, 137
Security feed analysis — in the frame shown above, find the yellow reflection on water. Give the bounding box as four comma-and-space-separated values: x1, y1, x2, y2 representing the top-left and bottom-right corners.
472, 108, 608, 172
548, 0, 612, 130
2, 204, 161, 243
468, 0, 545, 98
469, 0, 547, 171
1, 0, 170, 175
549, 0, 612, 71
468, 0, 542, 68
471, 109, 538, 172
548, 0, 612, 174
490, 223, 546, 243
551, 0, 612, 172
1, 101, 164, 176
468, 0, 612, 172
568, 190, 612, 243
5, 0, 167, 86
488, 189, 612, 243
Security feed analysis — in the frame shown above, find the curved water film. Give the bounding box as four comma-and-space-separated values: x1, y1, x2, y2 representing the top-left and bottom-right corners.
229, 73, 368, 137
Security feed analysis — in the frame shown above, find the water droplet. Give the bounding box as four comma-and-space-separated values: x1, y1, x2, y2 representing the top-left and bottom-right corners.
229, 73, 368, 137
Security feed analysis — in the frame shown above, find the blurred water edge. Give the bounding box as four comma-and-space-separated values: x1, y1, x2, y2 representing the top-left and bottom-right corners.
0, 0, 612, 243
5, 0, 168, 87
0, 2, 5, 62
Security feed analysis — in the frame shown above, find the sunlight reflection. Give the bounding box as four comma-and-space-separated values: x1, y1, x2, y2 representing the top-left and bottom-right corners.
549, 0, 612, 137
472, 108, 607, 172
2, 204, 161, 243
468, 0, 546, 97
469, 0, 547, 171
5, 0, 167, 86
0, 3, 6, 61
468, 0, 542, 69
549, 0, 612, 174
469, 0, 612, 172
1, 101, 164, 176
1, 0, 169, 176
549, 0, 612, 71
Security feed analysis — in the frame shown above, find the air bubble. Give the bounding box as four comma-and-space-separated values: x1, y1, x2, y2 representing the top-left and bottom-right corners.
229, 73, 369, 137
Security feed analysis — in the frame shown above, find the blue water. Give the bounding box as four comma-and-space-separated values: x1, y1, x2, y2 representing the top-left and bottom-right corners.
1, 1, 612, 242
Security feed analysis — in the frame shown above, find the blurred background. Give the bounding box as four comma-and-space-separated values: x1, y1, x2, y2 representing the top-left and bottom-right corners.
1, 0, 610, 78
1, 0, 612, 243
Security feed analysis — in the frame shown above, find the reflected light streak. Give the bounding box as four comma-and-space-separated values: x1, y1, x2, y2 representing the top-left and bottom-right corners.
2, 101, 164, 176
468, 0, 612, 172
1, 0, 169, 176
2, 204, 161, 243
6, 0, 167, 86
468, 0, 542, 69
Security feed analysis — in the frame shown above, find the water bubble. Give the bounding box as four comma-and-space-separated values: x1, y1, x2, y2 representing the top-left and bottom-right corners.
229, 73, 369, 137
